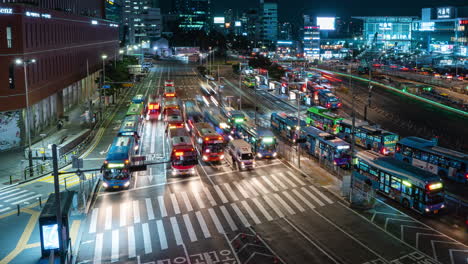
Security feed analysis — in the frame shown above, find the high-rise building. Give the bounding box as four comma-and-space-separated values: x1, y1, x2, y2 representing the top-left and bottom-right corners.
0, 1, 119, 150
303, 15, 320, 59
122, 0, 161, 44
261, 0, 278, 44
279, 22, 293, 40
174, 0, 211, 31
105, 0, 124, 41
243, 8, 262, 43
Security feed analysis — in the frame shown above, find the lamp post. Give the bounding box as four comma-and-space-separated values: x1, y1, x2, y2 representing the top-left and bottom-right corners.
100, 54, 107, 119
16, 58, 36, 177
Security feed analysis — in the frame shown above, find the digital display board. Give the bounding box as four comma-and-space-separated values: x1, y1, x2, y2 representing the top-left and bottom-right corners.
316, 17, 335, 30
235, 21, 241, 27
42, 224, 59, 250
437, 7, 453, 19
213, 17, 225, 24
420, 22, 435, 31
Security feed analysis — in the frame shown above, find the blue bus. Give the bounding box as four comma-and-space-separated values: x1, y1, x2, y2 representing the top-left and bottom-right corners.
300, 126, 351, 168
354, 150, 445, 214
102, 136, 136, 190
270, 112, 306, 142
339, 118, 399, 155
394, 137, 468, 184
317, 89, 341, 110
183, 100, 204, 131
131, 94, 146, 105
235, 124, 278, 159
117, 115, 141, 144
203, 110, 232, 140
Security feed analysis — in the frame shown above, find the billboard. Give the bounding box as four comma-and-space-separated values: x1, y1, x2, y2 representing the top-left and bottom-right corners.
437, 7, 453, 19
316, 17, 335, 30
214, 17, 225, 24
235, 21, 241, 27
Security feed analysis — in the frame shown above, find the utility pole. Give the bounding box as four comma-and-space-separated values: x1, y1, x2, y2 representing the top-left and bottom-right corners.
297, 92, 301, 168
349, 64, 356, 204
238, 62, 242, 111
52, 144, 64, 263
364, 62, 372, 121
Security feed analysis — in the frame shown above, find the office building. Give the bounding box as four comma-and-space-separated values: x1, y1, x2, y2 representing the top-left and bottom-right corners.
279, 22, 293, 40
174, 0, 211, 31
122, 0, 161, 44
261, 0, 278, 44
0, 2, 119, 150
303, 15, 320, 59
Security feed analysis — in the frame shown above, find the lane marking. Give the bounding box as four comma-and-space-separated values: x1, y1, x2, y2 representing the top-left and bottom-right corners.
302, 187, 325, 206
94, 233, 103, 264
309, 185, 334, 204
234, 181, 250, 199
252, 178, 269, 194
223, 183, 239, 201
132, 200, 140, 224
193, 191, 205, 209
263, 195, 285, 218
273, 193, 296, 215
0, 188, 19, 197
105, 206, 112, 230
181, 192, 193, 212
170, 193, 181, 215
220, 205, 238, 231
142, 223, 153, 254
89, 208, 99, 234
145, 198, 155, 220
278, 172, 297, 188
158, 196, 167, 217
252, 197, 274, 221
241, 200, 262, 225
231, 203, 251, 227
120, 202, 127, 227
156, 220, 168, 250
203, 187, 217, 206
4, 191, 30, 202
183, 214, 197, 242
283, 192, 305, 212
170, 217, 183, 245
270, 174, 287, 189
195, 211, 211, 238
242, 180, 259, 196
285, 171, 307, 186
214, 185, 228, 204
128, 226, 136, 258
208, 208, 225, 234
292, 189, 316, 210
111, 229, 119, 262
262, 176, 279, 192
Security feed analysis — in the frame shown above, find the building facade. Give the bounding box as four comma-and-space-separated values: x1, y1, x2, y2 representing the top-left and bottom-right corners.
278, 22, 293, 40
0, 3, 119, 150
122, 0, 161, 44
174, 0, 211, 31
303, 15, 320, 60
261, 0, 278, 44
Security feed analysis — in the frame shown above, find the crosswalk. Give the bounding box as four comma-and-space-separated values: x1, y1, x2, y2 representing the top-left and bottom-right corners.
0, 187, 44, 213
84, 171, 335, 263
39, 172, 94, 187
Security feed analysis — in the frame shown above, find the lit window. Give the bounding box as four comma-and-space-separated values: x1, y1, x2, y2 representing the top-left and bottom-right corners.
6, 26, 12, 48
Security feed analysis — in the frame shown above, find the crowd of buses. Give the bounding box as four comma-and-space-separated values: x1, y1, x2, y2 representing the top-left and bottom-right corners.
100, 77, 466, 216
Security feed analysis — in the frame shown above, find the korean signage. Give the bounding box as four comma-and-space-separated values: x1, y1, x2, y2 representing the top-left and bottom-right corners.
379, 23, 393, 30
437, 7, 453, 19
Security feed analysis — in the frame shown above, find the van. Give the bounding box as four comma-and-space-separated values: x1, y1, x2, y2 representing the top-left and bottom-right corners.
227, 139, 255, 170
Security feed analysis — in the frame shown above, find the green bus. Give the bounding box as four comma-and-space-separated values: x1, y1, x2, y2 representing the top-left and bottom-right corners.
243, 76, 256, 88
126, 103, 144, 117
306, 106, 343, 134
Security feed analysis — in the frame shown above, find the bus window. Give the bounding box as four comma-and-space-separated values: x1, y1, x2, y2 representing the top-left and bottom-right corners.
390, 178, 401, 191
402, 146, 412, 156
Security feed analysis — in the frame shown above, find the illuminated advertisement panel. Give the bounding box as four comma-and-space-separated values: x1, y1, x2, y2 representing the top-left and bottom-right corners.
316, 17, 336, 30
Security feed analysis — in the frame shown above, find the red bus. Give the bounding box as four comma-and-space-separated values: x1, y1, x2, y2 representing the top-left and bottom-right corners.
164, 86, 176, 98
169, 128, 198, 175
147, 94, 161, 120
192, 122, 225, 163
165, 109, 185, 130
164, 80, 174, 87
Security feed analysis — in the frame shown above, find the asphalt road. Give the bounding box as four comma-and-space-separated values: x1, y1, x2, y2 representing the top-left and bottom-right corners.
74, 61, 468, 264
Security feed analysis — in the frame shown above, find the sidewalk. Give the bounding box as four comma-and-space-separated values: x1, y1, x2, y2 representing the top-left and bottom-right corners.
0, 97, 98, 187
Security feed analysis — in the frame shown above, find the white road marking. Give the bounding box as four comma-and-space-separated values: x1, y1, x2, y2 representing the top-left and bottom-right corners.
252, 197, 273, 221
170, 193, 181, 214
195, 211, 211, 238
262, 176, 279, 192
145, 198, 155, 220
273, 193, 296, 215
263, 196, 285, 218
5, 192, 33, 203
133, 200, 140, 224
120, 202, 127, 227
223, 183, 239, 201
241, 200, 261, 225
0, 188, 19, 197
158, 196, 167, 217
170, 217, 183, 245
181, 192, 193, 212
270, 174, 287, 189
183, 214, 197, 242
283, 192, 305, 212
292, 189, 316, 210
142, 223, 152, 254
309, 185, 334, 204
220, 205, 238, 231
93, 233, 103, 264
111, 229, 119, 262
242, 180, 259, 196
193, 191, 205, 209
285, 171, 306, 186
252, 178, 269, 194
156, 220, 168, 250
105, 206, 112, 230
234, 182, 250, 199
278, 172, 297, 188
0, 207, 11, 213
302, 187, 325, 206
231, 203, 250, 227
1, 189, 27, 200
128, 226, 136, 258
89, 208, 98, 233
214, 185, 228, 203
208, 208, 225, 234
203, 187, 217, 206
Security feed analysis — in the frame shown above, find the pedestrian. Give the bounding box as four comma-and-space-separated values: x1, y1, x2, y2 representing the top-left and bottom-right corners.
57, 119, 63, 130
231, 153, 236, 168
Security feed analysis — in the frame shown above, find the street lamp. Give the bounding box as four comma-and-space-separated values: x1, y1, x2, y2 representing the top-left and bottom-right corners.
99, 54, 107, 119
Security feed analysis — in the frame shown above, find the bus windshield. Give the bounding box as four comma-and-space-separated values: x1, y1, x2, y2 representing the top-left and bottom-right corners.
172, 153, 198, 166
242, 153, 254, 160
259, 142, 276, 151
424, 192, 444, 205
103, 169, 130, 180
204, 143, 224, 153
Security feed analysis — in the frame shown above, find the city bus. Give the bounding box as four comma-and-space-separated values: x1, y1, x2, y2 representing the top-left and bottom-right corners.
317, 89, 342, 110
235, 124, 278, 159
394, 137, 468, 184
183, 100, 204, 131
147, 94, 161, 120
339, 118, 399, 155
243, 76, 256, 88
270, 112, 306, 142
222, 108, 247, 126
305, 106, 343, 134
102, 136, 136, 190
203, 109, 232, 140
117, 115, 141, 148
168, 128, 198, 176
164, 86, 176, 98
354, 150, 445, 214
300, 126, 351, 168
164, 80, 174, 87
192, 122, 225, 163
126, 103, 145, 118
131, 94, 146, 105
162, 98, 180, 115
165, 109, 185, 130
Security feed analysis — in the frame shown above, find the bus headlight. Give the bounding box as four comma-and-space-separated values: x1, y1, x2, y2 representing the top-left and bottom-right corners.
134, 145, 139, 151
220, 154, 225, 159
202, 155, 208, 161
241, 162, 245, 168
272, 152, 277, 157
172, 170, 177, 176
124, 181, 130, 187
257, 153, 263, 158
190, 168, 196, 174
441, 204, 445, 208
425, 208, 430, 212
102, 182, 109, 188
